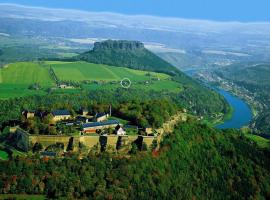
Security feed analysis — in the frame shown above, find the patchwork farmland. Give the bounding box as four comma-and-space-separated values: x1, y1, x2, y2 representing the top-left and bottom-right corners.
49, 61, 170, 82
0, 61, 182, 99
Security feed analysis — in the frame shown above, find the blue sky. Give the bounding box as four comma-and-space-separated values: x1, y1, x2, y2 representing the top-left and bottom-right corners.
0, 0, 269, 22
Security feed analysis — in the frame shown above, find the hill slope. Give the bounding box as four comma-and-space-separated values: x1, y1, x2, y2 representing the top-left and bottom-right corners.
76, 40, 179, 75
74, 40, 230, 120
1, 122, 270, 199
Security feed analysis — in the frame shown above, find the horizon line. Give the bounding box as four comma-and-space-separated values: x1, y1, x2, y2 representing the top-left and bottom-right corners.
1, 3, 270, 24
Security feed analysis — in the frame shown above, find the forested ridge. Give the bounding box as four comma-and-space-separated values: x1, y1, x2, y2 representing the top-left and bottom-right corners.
0, 88, 227, 131
0, 122, 270, 199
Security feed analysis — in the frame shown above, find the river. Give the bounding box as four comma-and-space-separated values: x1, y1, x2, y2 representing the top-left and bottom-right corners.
215, 88, 252, 129
184, 70, 253, 129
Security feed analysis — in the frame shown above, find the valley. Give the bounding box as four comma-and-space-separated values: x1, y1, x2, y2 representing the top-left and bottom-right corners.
0, 3, 270, 199
194, 63, 270, 135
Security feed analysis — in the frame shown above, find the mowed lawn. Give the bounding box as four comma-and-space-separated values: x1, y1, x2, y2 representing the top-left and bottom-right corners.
0, 62, 54, 86
48, 61, 169, 82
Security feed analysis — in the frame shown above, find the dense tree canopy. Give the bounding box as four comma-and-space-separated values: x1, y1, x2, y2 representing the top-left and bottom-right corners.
0, 122, 269, 199
0, 88, 228, 131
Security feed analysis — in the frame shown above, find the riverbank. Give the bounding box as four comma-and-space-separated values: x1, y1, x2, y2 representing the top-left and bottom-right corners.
210, 105, 234, 127
215, 88, 252, 129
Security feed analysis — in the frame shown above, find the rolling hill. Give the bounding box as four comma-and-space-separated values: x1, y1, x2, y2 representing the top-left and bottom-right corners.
49, 61, 170, 82
0, 40, 230, 121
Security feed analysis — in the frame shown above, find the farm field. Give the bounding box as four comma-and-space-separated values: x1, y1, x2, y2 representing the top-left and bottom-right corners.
0, 62, 54, 86
0, 61, 182, 99
48, 61, 170, 82
0, 83, 47, 99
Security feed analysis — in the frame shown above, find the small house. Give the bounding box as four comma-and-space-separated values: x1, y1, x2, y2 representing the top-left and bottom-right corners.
52, 109, 71, 122
115, 124, 126, 136
95, 112, 109, 122
58, 84, 74, 89
22, 110, 35, 119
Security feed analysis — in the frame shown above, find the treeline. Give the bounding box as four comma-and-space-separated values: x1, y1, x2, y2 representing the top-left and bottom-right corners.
0, 122, 270, 199
115, 99, 178, 128
0, 89, 179, 131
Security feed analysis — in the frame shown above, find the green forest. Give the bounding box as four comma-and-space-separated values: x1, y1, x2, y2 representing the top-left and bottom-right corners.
0, 88, 228, 131
0, 122, 270, 199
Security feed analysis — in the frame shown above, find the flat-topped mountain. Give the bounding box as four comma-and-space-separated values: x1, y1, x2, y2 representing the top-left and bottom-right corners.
76, 40, 179, 75
93, 40, 144, 51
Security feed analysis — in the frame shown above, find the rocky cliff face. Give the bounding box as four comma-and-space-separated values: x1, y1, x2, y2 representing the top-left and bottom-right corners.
93, 40, 144, 51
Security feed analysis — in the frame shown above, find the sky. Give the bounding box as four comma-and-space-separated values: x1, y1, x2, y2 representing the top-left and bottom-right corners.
0, 0, 269, 22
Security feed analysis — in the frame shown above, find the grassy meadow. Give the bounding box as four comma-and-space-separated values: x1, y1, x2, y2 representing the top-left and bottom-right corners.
0, 62, 54, 86
0, 61, 182, 99
49, 61, 170, 82
0, 62, 53, 99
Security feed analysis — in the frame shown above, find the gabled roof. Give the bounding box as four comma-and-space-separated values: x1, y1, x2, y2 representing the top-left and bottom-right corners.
82, 120, 119, 129
52, 109, 70, 116
96, 112, 108, 118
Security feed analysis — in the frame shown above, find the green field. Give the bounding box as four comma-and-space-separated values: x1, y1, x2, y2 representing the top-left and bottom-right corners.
0, 83, 47, 99
48, 61, 169, 82
0, 62, 54, 86
0, 61, 182, 99
82, 79, 182, 92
